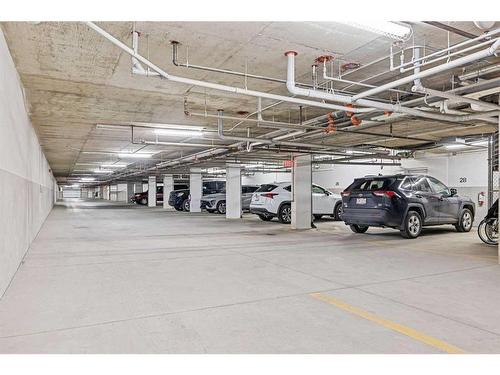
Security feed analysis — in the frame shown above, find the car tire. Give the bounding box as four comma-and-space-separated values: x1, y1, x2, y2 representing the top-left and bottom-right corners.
400, 210, 422, 239
258, 214, 273, 221
278, 204, 292, 224
455, 208, 474, 232
140, 198, 147, 205
216, 201, 226, 214
313, 214, 323, 220
334, 202, 343, 221
182, 199, 190, 212
174, 206, 183, 212
349, 224, 368, 233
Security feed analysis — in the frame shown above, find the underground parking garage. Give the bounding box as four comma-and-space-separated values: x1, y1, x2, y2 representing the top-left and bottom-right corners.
2, 12, 500, 363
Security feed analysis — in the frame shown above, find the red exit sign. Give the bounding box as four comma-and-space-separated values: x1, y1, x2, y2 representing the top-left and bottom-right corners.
283, 160, 294, 168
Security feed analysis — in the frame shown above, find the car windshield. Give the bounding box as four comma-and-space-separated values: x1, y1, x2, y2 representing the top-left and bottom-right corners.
349, 178, 396, 191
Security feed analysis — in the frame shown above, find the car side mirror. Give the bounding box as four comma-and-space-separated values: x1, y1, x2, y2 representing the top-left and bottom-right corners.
450, 188, 457, 197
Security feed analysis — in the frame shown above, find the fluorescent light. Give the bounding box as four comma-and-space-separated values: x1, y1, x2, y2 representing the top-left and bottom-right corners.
80, 177, 96, 182
117, 153, 153, 159
154, 128, 203, 137
342, 21, 412, 40
470, 140, 488, 147
445, 144, 467, 150
100, 163, 128, 168
93, 169, 113, 174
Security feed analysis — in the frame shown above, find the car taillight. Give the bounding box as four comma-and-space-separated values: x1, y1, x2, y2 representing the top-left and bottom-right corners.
373, 190, 397, 198
341, 191, 350, 197
262, 193, 278, 199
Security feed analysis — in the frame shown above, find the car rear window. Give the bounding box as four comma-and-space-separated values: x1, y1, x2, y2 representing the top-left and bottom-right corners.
349, 177, 396, 191
256, 184, 277, 192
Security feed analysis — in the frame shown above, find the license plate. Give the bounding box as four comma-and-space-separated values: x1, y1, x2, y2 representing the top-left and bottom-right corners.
356, 198, 366, 205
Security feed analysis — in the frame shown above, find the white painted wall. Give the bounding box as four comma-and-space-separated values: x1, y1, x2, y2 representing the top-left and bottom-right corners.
0, 29, 56, 296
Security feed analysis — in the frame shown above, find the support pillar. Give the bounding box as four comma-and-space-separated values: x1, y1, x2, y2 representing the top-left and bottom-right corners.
148, 176, 157, 207
126, 182, 135, 203
189, 168, 202, 213
291, 154, 312, 230
163, 174, 174, 210
226, 164, 242, 219
134, 182, 143, 193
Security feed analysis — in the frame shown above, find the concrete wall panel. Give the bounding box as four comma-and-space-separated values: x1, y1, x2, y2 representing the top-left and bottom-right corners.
0, 29, 55, 296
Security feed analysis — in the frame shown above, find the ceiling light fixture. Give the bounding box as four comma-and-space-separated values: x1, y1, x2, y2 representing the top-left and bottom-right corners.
117, 153, 153, 159
93, 169, 114, 174
100, 163, 129, 168
340, 21, 412, 41
80, 177, 96, 182
153, 128, 203, 137
445, 144, 467, 150
470, 140, 489, 147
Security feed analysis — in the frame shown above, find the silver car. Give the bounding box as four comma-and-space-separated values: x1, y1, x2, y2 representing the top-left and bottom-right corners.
201, 185, 260, 214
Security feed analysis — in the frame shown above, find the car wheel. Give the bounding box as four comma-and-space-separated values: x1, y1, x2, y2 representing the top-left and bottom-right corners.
313, 214, 323, 220
401, 210, 422, 239
182, 199, 190, 212
278, 204, 292, 224
350, 224, 368, 233
216, 201, 226, 214
258, 214, 273, 221
456, 208, 474, 232
174, 206, 183, 211
334, 202, 343, 221
140, 198, 147, 205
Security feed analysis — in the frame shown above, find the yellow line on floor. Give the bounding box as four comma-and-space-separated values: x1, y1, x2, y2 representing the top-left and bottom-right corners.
310, 292, 465, 354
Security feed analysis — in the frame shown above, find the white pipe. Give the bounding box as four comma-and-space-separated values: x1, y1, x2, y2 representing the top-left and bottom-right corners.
412, 86, 500, 111
352, 38, 500, 101
285, 51, 500, 123
85, 22, 372, 114
390, 28, 500, 72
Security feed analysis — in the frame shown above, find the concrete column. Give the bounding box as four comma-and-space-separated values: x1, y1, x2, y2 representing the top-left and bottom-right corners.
148, 176, 157, 207
226, 163, 242, 219
163, 174, 174, 210
189, 168, 202, 213
291, 154, 312, 230
99, 186, 104, 199
134, 182, 143, 193
126, 182, 135, 202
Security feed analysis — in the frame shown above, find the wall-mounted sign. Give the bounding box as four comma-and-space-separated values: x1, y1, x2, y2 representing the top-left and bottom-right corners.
283, 160, 294, 168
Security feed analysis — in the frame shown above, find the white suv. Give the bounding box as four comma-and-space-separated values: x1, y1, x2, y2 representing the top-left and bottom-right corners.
249, 182, 342, 224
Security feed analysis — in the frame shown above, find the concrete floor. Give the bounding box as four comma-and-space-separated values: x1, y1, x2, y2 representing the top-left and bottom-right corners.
0, 199, 499, 354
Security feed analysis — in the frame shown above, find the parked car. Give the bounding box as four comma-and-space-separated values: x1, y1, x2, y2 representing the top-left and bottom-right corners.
131, 184, 188, 205
341, 174, 475, 239
249, 182, 342, 224
201, 185, 260, 214
168, 180, 226, 212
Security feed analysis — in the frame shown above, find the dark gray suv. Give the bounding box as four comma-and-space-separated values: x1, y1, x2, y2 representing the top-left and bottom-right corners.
341, 174, 475, 238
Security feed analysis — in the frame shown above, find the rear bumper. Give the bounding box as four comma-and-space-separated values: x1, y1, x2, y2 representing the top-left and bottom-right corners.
342, 207, 401, 228
200, 200, 213, 209
250, 207, 275, 217
168, 197, 183, 207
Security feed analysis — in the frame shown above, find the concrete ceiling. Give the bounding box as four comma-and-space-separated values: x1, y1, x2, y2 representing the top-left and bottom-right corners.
0, 21, 498, 183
